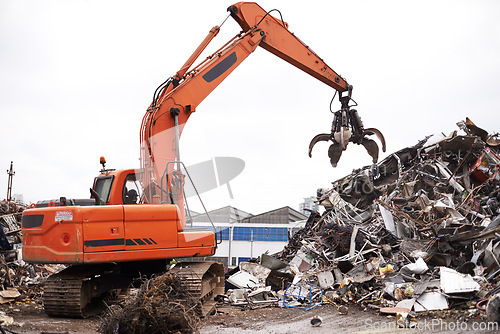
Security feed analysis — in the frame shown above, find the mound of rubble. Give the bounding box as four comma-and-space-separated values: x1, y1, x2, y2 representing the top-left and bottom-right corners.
0, 200, 26, 255
0, 201, 65, 328
100, 273, 202, 334
220, 118, 500, 325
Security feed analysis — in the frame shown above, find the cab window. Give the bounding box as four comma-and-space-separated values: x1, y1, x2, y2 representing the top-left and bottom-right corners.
94, 176, 114, 203
123, 173, 142, 204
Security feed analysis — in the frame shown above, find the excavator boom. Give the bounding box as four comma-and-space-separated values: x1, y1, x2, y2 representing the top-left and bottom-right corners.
140, 2, 385, 217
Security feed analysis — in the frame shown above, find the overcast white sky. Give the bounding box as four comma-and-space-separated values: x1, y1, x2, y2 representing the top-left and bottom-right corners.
1, 0, 500, 215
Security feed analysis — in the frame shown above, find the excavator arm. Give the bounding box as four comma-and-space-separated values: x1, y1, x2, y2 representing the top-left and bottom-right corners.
228, 3, 348, 92
140, 2, 385, 220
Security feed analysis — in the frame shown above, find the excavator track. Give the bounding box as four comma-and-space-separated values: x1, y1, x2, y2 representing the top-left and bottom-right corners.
170, 261, 224, 316
44, 275, 92, 318
43, 264, 130, 318
43, 261, 224, 318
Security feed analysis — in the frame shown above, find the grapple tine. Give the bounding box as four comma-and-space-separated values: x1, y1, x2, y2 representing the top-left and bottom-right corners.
363, 127, 386, 152
308, 133, 331, 157
360, 137, 379, 163
328, 143, 344, 167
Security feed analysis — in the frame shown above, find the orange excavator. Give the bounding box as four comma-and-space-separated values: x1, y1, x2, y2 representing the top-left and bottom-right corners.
21, 2, 385, 317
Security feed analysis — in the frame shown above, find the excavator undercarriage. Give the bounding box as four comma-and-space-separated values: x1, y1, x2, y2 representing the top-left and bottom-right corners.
43, 261, 224, 318
44, 264, 127, 318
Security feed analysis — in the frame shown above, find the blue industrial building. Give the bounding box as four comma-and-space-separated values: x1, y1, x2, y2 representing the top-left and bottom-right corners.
191, 206, 306, 267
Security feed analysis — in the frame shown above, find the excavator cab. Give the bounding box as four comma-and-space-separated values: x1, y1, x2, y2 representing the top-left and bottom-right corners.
90, 156, 141, 206
90, 167, 143, 206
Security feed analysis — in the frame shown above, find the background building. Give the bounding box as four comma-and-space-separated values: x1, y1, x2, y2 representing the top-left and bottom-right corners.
191, 206, 306, 267
299, 196, 319, 216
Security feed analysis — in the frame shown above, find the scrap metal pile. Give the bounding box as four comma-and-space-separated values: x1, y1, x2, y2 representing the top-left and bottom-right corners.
0, 202, 63, 327
0, 201, 25, 254
219, 118, 500, 323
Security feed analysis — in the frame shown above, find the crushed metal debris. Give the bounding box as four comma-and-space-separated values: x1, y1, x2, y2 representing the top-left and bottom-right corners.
216, 118, 500, 324
0, 201, 64, 330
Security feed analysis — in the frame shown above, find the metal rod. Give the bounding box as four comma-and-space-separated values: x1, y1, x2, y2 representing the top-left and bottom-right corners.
6, 161, 14, 202
173, 115, 181, 170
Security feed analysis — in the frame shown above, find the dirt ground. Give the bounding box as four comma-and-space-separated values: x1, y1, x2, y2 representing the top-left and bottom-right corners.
201, 305, 499, 334
1, 302, 498, 334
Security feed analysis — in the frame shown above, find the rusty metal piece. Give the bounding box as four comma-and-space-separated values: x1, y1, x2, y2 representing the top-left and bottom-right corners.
379, 307, 411, 315
465, 117, 489, 142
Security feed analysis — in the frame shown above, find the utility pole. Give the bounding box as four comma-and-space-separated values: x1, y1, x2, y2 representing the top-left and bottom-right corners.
6, 161, 15, 202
